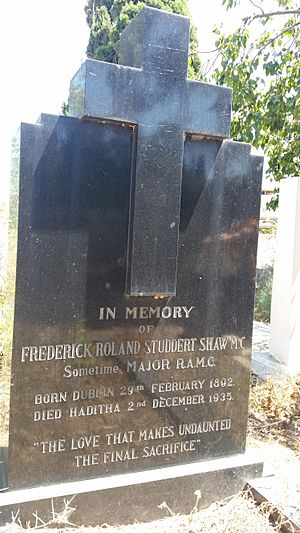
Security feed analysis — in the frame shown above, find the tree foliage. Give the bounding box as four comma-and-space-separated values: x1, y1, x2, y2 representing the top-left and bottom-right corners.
84, 0, 200, 78
84, 0, 299, 207
204, 0, 300, 208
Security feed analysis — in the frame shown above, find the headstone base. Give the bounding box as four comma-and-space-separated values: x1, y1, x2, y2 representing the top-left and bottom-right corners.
0, 451, 263, 527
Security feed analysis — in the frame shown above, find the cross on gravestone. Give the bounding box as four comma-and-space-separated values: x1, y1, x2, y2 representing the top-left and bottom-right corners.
69, 6, 232, 297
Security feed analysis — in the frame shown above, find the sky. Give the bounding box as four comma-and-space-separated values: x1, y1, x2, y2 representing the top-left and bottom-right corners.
0, 0, 275, 203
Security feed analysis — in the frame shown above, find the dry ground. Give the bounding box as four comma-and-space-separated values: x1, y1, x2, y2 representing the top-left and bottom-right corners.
0, 488, 295, 533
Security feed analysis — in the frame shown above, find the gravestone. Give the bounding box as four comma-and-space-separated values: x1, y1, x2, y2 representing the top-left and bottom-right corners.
1, 6, 264, 526
270, 177, 300, 371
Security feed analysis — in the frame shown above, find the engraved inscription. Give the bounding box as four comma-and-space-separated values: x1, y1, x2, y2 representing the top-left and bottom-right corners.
17, 303, 250, 477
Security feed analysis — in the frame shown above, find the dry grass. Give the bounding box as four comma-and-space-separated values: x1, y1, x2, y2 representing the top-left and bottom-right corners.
0, 489, 295, 533
248, 376, 300, 456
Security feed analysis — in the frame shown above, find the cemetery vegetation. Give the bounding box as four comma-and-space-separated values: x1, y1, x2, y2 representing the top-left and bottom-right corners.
84, 0, 201, 78
0, 482, 294, 531
254, 223, 277, 323
203, 0, 300, 209
0, 492, 286, 531
249, 375, 300, 453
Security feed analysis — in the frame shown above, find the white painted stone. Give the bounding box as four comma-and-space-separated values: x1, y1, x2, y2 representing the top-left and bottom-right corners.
270, 177, 300, 371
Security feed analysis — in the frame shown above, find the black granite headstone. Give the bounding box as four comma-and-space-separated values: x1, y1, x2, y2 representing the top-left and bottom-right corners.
69, 7, 231, 297
5, 5, 263, 516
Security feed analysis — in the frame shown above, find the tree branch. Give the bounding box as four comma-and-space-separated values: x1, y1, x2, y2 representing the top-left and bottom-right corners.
250, 21, 300, 69
249, 0, 264, 16
202, 50, 224, 78
243, 9, 300, 23
195, 48, 220, 54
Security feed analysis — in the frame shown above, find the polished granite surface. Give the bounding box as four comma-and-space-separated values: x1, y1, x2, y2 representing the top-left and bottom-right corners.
69, 7, 232, 297
8, 114, 262, 489
8, 7, 263, 490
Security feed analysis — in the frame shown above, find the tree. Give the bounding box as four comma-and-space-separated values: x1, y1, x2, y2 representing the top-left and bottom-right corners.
202, 0, 300, 208
84, 0, 201, 78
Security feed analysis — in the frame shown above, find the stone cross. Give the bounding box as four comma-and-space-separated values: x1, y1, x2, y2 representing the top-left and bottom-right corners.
69, 7, 232, 297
